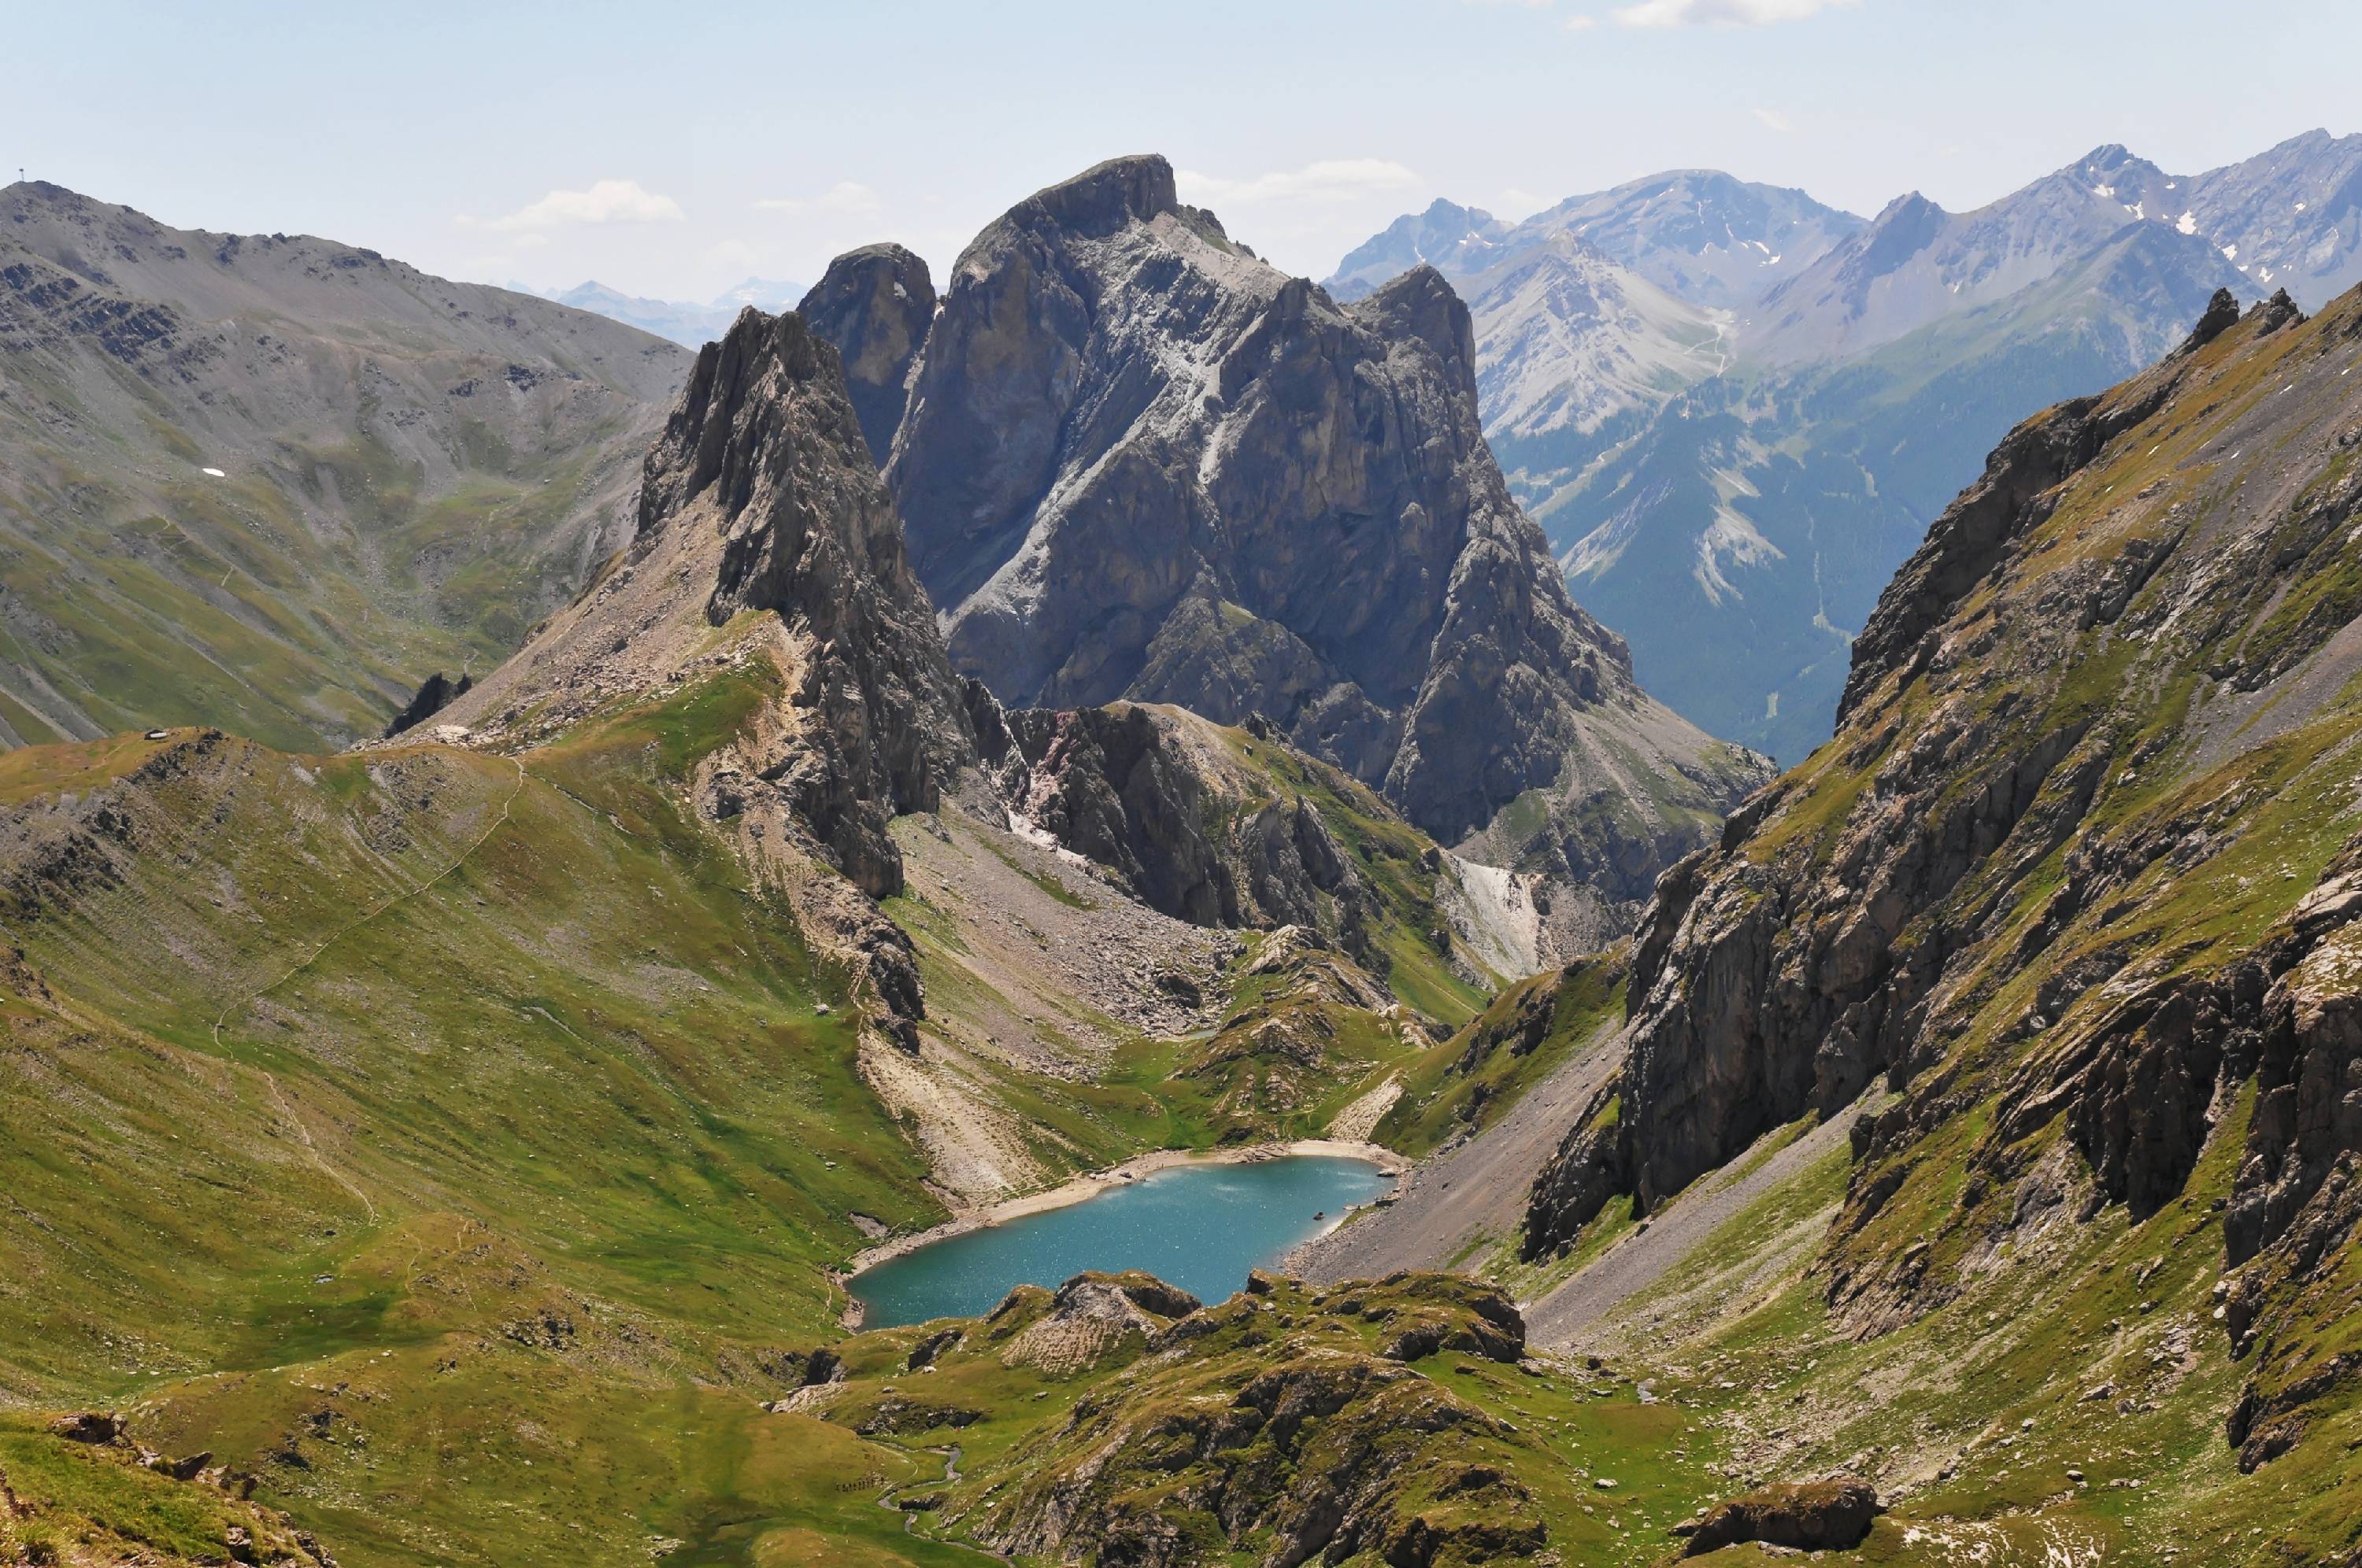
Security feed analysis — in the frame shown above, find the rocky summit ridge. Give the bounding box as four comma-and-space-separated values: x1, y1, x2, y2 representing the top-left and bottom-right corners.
806, 154, 1771, 941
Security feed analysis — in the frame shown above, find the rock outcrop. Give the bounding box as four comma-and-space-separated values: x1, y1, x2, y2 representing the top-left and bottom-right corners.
946, 1272, 1547, 1568
1524, 285, 2362, 1480
382, 671, 471, 738
968, 696, 1382, 957
1679, 1477, 1883, 1555
49, 1411, 124, 1444
996, 1270, 1202, 1375
794, 244, 935, 463
815, 154, 1768, 926
1520, 1069, 1627, 1260
442, 305, 974, 900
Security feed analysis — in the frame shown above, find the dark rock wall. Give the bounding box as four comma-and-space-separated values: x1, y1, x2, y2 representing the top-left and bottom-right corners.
794, 244, 935, 464
643, 308, 977, 894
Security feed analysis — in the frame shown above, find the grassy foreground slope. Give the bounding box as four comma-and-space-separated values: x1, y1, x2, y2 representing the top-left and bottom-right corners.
0, 674, 992, 1562
0, 647, 1516, 1562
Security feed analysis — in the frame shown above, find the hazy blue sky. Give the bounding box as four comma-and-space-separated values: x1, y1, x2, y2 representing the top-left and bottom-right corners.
13, 0, 2360, 301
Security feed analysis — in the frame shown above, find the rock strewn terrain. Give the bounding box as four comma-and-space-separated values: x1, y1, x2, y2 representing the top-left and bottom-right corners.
0, 1411, 335, 1568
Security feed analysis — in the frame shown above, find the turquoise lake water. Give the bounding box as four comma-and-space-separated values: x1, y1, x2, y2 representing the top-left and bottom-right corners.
848, 1155, 1393, 1327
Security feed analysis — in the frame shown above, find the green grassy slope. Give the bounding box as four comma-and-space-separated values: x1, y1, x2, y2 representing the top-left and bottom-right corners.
0, 661, 1546, 1563
0, 672, 993, 1562
794, 1271, 1720, 1567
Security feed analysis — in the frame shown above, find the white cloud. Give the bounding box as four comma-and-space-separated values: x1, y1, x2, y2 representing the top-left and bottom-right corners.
1753, 106, 1794, 132
1463, 0, 1554, 6
1614, 0, 1859, 26
1564, 13, 1598, 27
705, 239, 758, 268
1498, 187, 1546, 212
1176, 158, 1420, 206
753, 181, 883, 217
472, 178, 685, 232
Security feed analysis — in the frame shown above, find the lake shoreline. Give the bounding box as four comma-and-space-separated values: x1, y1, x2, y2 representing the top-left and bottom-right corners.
836, 1139, 1407, 1329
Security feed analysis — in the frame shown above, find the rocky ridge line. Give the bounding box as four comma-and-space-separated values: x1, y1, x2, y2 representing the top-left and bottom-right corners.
1524, 285, 2362, 1481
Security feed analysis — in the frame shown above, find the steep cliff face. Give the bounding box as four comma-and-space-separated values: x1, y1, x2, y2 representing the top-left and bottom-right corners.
970, 697, 1378, 946
794, 244, 935, 463
1529, 286, 2362, 1484
442, 305, 974, 903
431, 308, 974, 1060
966, 693, 1564, 996
853, 154, 1767, 930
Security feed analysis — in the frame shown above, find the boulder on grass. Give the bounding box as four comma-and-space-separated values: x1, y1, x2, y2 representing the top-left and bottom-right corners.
1679, 1477, 1883, 1555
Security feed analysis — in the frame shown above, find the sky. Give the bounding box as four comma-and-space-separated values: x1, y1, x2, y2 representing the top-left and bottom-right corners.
11, 0, 2361, 305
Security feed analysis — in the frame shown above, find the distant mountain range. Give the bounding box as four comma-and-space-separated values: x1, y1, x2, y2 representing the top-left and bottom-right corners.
1331, 128, 2362, 760
527, 276, 807, 347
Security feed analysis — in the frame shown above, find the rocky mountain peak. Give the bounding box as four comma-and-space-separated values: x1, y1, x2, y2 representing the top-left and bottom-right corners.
1857, 190, 1947, 250
1747, 161, 2254, 368
1002, 153, 1180, 241
1420, 196, 1490, 229
796, 242, 936, 464
1324, 199, 1516, 301
879, 155, 1771, 938
1350, 263, 1479, 394
1514, 169, 1865, 309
